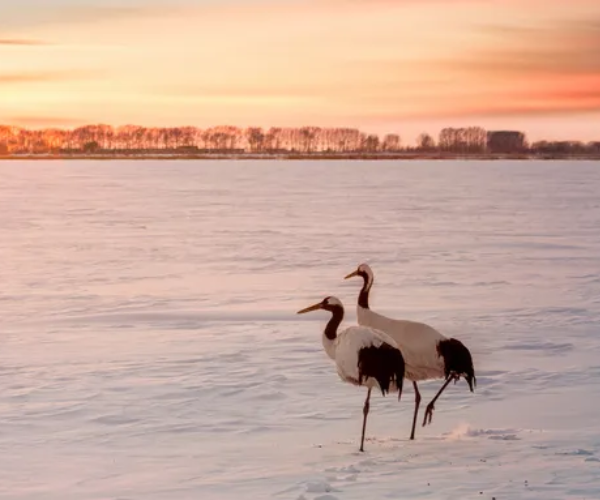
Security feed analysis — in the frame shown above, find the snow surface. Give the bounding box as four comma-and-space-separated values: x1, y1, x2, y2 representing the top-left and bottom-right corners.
1, 160, 600, 500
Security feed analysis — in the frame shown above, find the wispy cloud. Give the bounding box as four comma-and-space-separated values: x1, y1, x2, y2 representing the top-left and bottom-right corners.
0, 38, 48, 46
0, 70, 99, 85
0, 3, 177, 32
462, 18, 600, 76
53, 5, 165, 24
7, 115, 83, 128
385, 15, 600, 119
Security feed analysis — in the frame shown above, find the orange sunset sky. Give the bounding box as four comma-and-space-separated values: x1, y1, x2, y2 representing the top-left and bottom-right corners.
1, 0, 599, 142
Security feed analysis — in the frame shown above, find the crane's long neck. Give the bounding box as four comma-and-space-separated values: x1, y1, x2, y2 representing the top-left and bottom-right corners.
322, 305, 343, 360
358, 272, 372, 309
324, 305, 344, 340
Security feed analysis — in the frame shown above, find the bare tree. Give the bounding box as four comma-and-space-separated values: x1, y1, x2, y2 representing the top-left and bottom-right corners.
245, 127, 265, 153
417, 133, 435, 151
361, 134, 380, 152
382, 134, 401, 152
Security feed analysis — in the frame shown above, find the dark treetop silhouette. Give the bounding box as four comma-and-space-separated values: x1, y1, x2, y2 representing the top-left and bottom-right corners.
1, 124, 598, 158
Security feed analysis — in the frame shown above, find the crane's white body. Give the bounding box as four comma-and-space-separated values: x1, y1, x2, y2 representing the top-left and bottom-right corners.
297, 295, 406, 451
323, 323, 402, 392
345, 264, 475, 438
356, 305, 446, 382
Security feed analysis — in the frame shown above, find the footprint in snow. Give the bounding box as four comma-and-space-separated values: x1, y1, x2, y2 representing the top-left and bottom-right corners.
325, 464, 361, 474
324, 464, 361, 484
557, 449, 594, 457
305, 481, 340, 494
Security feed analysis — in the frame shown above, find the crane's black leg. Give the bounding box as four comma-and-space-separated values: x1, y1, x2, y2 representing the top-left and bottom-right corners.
359, 388, 372, 452
410, 381, 421, 440
422, 377, 452, 427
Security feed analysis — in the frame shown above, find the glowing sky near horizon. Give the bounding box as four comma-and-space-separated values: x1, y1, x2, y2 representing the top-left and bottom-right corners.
1, 0, 599, 141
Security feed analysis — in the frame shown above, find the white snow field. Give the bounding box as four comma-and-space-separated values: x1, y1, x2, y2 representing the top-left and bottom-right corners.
1, 160, 600, 500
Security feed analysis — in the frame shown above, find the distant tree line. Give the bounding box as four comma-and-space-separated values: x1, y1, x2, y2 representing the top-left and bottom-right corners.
0, 124, 598, 156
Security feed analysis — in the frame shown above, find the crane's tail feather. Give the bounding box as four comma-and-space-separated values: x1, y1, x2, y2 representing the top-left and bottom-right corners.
395, 351, 405, 401
357, 344, 405, 400
466, 373, 476, 393
437, 338, 476, 393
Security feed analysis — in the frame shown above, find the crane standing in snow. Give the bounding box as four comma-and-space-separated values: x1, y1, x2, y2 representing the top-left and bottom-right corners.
344, 264, 476, 440
297, 296, 405, 452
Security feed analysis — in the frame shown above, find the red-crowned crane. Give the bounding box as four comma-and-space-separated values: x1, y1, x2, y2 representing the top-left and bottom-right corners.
297, 295, 405, 452
344, 264, 476, 440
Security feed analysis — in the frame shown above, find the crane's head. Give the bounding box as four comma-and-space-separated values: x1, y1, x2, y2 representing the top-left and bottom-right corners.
297, 295, 344, 314
344, 263, 374, 286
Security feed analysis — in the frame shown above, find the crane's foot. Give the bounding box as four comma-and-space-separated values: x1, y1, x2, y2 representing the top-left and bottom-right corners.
422, 402, 435, 427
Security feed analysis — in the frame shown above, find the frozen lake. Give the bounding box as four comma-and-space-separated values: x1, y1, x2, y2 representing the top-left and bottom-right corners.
1, 160, 600, 500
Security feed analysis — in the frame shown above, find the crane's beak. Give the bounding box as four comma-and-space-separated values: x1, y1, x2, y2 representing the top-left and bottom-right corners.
297, 302, 322, 314
344, 269, 359, 280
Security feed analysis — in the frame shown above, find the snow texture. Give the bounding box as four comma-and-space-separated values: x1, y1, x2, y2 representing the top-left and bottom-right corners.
1, 160, 600, 500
